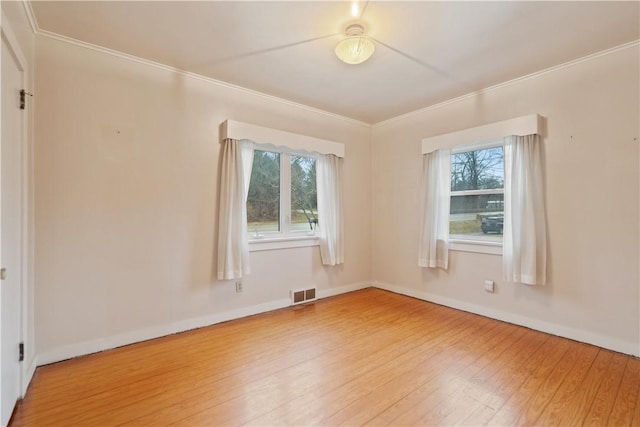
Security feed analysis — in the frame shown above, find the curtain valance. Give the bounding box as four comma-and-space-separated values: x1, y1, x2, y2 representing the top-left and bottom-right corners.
222, 120, 345, 158
421, 114, 542, 154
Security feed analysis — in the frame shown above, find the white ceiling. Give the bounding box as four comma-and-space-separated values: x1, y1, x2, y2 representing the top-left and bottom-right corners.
30, 1, 639, 124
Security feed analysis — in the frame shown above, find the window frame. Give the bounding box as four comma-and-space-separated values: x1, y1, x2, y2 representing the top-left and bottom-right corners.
247, 144, 319, 250
448, 139, 505, 255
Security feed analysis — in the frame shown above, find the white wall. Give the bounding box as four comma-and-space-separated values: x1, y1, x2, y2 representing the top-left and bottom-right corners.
34, 36, 372, 361
372, 45, 639, 355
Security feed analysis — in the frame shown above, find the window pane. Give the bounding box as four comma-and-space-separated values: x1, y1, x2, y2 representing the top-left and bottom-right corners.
451, 146, 504, 191
450, 194, 504, 238
247, 150, 280, 233
290, 155, 317, 232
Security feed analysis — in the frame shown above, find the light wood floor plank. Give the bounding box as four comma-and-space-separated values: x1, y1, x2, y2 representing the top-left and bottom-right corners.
318, 317, 501, 426
558, 349, 616, 426
173, 302, 477, 426
583, 351, 628, 426
512, 341, 591, 426
23, 291, 424, 426
606, 356, 640, 426
365, 326, 530, 426
414, 330, 548, 426
131, 295, 463, 426
479, 335, 571, 426
9, 288, 639, 427
631, 357, 640, 427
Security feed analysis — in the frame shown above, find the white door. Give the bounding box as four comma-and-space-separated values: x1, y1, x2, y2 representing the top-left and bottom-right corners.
0, 31, 25, 427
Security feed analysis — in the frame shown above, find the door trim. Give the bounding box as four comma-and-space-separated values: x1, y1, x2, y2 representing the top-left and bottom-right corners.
1, 12, 32, 399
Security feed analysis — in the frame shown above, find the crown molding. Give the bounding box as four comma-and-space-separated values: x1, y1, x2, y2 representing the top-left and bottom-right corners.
374, 39, 640, 128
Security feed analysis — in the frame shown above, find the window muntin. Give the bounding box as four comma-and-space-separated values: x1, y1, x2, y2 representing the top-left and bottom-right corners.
449, 144, 504, 242
247, 148, 317, 238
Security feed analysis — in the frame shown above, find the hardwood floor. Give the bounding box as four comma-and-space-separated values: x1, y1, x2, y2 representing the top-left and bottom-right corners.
10, 288, 640, 426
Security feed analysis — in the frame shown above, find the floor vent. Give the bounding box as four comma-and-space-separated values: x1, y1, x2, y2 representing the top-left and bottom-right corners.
291, 287, 317, 306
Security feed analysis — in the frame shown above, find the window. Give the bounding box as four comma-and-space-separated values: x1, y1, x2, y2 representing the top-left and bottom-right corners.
218, 120, 344, 276
449, 143, 504, 243
419, 115, 545, 282
247, 148, 317, 238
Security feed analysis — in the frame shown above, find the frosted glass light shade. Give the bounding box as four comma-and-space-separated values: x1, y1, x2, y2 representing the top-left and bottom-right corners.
335, 36, 375, 65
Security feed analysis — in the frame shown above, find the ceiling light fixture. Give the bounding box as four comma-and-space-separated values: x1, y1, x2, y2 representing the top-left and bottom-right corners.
334, 23, 375, 65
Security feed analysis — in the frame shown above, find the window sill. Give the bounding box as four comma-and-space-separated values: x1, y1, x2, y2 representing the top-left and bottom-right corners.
249, 235, 319, 252
449, 238, 503, 255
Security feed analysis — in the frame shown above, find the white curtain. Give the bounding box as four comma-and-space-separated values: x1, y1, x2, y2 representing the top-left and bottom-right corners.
217, 138, 255, 280
503, 134, 547, 285
418, 148, 451, 269
316, 154, 344, 266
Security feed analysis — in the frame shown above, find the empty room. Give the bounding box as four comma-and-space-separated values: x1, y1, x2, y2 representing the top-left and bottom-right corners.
1, 1, 639, 426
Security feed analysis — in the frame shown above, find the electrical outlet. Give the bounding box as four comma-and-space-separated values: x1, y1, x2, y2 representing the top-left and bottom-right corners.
235, 281, 243, 293
484, 280, 495, 293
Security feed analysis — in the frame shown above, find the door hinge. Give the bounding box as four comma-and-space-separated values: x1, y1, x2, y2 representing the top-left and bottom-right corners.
19, 342, 24, 362
20, 89, 33, 110
0, 268, 6, 280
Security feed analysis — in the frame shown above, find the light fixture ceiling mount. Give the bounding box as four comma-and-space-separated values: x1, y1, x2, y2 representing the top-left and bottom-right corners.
335, 23, 375, 65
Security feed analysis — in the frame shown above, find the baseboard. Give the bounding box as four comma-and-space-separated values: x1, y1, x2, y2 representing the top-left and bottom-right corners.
374, 281, 639, 357
36, 281, 372, 367
38, 280, 634, 368
317, 281, 372, 299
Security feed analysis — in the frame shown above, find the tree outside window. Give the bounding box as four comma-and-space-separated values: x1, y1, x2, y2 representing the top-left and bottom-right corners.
290, 155, 317, 231
247, 151, 280, 232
